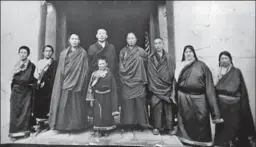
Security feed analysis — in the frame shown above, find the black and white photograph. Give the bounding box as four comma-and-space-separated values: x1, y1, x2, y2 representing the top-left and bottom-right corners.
1, 1, 256, 147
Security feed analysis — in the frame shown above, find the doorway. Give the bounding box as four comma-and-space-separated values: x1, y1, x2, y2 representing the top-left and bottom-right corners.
53, 1, 158, 56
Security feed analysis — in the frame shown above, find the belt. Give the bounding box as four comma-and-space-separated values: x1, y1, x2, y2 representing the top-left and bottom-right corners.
178, 88, 204, 95
95, 89, 110, 94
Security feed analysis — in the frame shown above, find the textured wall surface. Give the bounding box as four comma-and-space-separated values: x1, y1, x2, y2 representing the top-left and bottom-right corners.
173, 1, 255, 123
158, 4, 169, 53
1, 1, 43, 143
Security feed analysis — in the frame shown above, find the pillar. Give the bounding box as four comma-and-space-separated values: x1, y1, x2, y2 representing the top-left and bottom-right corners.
38, 1, 47, 59
55, 7, 67, 60
166, 1, 176, 63
45, 3, 57, 59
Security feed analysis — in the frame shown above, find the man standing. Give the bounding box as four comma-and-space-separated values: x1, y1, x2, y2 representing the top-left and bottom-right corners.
147, 38, 176, 135
119, 32, 149, 131
48, 34, 89, 131
33, 45, 58, 131
88, 29, 117, 76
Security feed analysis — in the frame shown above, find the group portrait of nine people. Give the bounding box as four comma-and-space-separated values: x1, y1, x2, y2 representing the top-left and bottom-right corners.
8, 28, 256, 147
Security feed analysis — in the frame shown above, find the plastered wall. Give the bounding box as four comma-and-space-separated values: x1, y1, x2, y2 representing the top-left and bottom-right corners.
172, 1, 255, 123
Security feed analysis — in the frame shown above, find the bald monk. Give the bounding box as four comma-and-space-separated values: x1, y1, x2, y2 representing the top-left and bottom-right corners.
119, 32, 149, 131
147, 38, 176, 135
48, 34, 89, 131
88, 29, 117, 76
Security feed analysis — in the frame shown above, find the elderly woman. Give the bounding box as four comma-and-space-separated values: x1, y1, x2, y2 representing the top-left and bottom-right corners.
175, 45, 223, 147
48, 33, 89, 131
214, 51, 256, 147
9, 46, 36, 138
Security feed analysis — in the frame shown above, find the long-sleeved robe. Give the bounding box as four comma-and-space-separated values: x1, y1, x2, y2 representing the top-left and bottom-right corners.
147, 51, 176, 130
48, 47, 89, 131
86, 69, 119, 131
214, 66, 256, 146
119, 45, 149, 126
33, 58, 58, 119
9, 60, 36, 136
176, 60, 221, 147
88, 41, 117, 75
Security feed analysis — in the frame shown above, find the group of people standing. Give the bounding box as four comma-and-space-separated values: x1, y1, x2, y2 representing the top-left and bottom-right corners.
9, 28, 255, 147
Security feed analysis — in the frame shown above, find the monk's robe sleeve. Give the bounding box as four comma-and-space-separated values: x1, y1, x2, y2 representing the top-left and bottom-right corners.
86, 74, 95, 101
170, 79, 176, 104
239, 69, 256, 137
111, 74, 119, 116
204, 66, 221, 121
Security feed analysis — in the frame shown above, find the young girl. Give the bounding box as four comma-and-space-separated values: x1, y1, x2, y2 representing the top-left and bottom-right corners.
86, 56, 120, 137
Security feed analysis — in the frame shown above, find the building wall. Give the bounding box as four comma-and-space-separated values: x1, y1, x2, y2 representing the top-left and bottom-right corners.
1, 1, 43, 143
172, 1, 255, 123
157, 4, 169, 53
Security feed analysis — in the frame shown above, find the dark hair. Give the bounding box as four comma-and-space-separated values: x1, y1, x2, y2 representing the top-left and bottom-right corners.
127, 32, 137, 38
218, 51, 233, 66
18, 46, 30, 56
98, 56, 108, 63
181, 45, 198, 61
43, 45, 54, 53
68, 33, 80, 40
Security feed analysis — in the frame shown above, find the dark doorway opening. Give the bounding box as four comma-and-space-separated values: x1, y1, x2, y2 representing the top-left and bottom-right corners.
61, 1, 156, 55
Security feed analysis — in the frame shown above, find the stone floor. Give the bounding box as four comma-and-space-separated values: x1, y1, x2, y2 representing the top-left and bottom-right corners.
7, 129, 184, 146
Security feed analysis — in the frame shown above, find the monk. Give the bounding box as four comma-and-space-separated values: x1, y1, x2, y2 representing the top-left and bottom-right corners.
48, 34, 89, 131
33, 45, 58, 131
119, 32, 149, 131
147, 38, 176, 135
88, 29, 117, 76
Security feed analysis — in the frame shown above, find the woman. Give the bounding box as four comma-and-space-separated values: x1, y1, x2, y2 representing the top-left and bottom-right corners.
175, 45, 223, 146
48, 33, 89, 131
214, 51, 256, 147
9, 46, 36, 138
86, 56, 120, 137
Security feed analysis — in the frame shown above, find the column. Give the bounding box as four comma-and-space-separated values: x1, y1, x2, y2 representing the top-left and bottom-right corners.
45, 3, 57, 59
55, 7, 67, 60
37, 1, 47, 59
166, 1, 176, 63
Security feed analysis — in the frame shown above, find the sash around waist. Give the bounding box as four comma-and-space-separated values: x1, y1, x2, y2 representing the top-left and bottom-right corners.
218, 94, 240, 101
178, 87, 205, 95
95, 89, 110, 94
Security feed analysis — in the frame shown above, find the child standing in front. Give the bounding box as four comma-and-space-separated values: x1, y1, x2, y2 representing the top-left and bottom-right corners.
86, 56, 120, 137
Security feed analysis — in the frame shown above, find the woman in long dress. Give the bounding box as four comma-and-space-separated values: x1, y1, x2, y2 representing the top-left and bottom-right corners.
48, 34, 89, 131
9, 46, 36, 138
86, 56, 120, 137
214, 51, 256, 147
175, 45, 223, 146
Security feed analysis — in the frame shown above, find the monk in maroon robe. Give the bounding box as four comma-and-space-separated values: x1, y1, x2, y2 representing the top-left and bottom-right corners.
48, 34, 89, 131
214, 51, 256, 147
119, 32, 149, 131
88, 29, 117, 76
147, 38, 176, 135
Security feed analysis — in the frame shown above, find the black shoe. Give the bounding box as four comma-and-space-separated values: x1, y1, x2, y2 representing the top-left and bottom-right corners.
153, 129, 160, 135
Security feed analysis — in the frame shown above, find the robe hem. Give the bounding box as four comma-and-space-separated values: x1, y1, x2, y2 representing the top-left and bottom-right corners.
179, 137, 213, 146
93, 125, 116, 131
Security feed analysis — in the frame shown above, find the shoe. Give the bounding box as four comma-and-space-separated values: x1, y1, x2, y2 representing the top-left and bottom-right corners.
153, 129, 160, 135
167, 129, 176, 135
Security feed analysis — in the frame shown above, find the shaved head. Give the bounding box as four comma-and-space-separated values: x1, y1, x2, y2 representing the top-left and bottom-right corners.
97, 29, 107, 35
126, 32, 137, 46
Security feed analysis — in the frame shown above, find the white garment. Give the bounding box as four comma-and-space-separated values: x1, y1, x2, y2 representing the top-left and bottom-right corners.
98, 41, 106, 48
34, 58, 53, 79
174, 59, 195, 82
